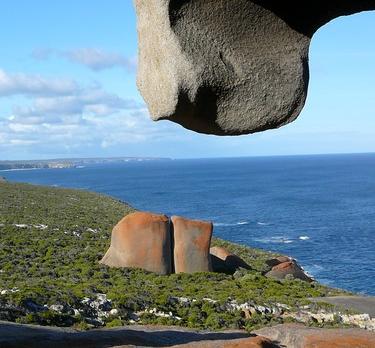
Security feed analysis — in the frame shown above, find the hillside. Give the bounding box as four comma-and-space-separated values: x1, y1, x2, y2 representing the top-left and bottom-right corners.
0, 181, 351, 331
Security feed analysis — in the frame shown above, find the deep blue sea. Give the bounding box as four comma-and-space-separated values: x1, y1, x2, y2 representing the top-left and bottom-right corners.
3, 154, 375, 295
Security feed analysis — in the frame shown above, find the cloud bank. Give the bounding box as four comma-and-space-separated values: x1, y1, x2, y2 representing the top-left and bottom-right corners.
0, 68, 181, 157
0, 69, 79, 97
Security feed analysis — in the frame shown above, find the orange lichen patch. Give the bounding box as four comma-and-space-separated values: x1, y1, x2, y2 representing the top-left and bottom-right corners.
169, 335, 278, 347
171, 215, 212, 273
272, 261, 294, 271
304, 330, 375, 348
100, 211, 172, 275
210, 246, 232, 260
223, 336, 279, 348
265, 260, 313, 282
275, 256, 290, 263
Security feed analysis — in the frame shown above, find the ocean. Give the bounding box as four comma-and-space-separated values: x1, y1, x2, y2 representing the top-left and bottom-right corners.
3, 153, 375, 295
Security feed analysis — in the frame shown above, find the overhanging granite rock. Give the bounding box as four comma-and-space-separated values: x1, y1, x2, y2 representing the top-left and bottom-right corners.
134, 0, 375, 135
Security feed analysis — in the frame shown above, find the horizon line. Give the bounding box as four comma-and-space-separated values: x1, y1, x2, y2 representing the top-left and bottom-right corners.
2, 151, 375, 163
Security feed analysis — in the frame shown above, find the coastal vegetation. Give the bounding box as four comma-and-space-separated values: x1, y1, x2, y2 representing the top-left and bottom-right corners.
0, 181, 350, 331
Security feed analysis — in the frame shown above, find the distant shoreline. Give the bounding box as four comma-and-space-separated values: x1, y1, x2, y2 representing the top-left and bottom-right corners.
0, 167, 58, 172
0, 157, 171, 172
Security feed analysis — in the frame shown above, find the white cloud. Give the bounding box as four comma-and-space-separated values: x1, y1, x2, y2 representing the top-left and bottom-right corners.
63, 48, 137, 72
0, 67, 179, 156
0, 69, 79, 97
0, 107, 180, 156
13, 88, 141, 119
0, 64, 175, 157
0, 68, 143, 125
32, 47, 137, 72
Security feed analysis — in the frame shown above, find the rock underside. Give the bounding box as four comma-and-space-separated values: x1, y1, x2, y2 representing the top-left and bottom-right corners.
134, 0, 375, 135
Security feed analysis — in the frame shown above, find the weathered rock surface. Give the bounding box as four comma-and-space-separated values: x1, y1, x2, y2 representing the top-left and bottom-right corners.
265, 259, 313, 282
134, 0, 375, 135
265, 256, 291, 268
210, 246, 251, 273
255, 323, 375, 348
100, 212, 172, 275
168, 335, 279, 347
0, 321, 260, 348
172, 216, 213, 273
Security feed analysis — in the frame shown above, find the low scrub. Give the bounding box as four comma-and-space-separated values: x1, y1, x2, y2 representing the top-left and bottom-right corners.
0, 182, 347, 330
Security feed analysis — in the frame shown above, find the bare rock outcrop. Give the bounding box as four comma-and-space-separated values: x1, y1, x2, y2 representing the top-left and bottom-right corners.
101, 213, 214, 274
255, 323, 375, 348
265, 256, 290, 268
134, 0, 375, 135
169, 335, 279, 347
100, 212, 172, 275
265, 257, 313, 282
171, 216, 213, 273
0, 320, 279, 348
100, 212, 314, 280
210, 246, 251, 274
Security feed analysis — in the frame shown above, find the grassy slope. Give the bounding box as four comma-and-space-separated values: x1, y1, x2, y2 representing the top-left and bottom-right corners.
0, 182, 347, 330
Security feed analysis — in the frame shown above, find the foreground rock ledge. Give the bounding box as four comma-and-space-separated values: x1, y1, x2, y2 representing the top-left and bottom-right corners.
255, 323, 375, 348
0, 321, 274, 348
2, 321, 375, 348
134, 0, 375, 135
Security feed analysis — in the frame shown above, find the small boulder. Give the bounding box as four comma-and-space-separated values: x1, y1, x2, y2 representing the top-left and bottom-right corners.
171, 216, 213, 273
210, 246, 251, 274
265, 256, 291, 268
265, 260, 313, 282
0, 176, 6, 182
100, 212, 172, 275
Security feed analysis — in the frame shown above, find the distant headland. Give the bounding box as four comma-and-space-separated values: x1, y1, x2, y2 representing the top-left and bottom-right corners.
0, 157, 171, 171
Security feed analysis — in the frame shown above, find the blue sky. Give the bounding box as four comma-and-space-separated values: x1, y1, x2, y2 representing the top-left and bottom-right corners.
0, 1, 374, 160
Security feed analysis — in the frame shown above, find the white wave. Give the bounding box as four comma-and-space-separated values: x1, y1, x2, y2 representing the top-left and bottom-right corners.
253, 236, 293, 244
304, 264, 323, 276
299, 236, 310, 240
0, 168, 41, 172
214, 221, 249, 227
257, 222, 270, 226
252, 237, 272, 243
